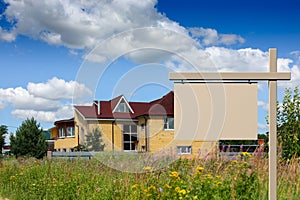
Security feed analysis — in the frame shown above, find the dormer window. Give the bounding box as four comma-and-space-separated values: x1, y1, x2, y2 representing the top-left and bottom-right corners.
115, 101, 129, 112
112, 96, 134, 113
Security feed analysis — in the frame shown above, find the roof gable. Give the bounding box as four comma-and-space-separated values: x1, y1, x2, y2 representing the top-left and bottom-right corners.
112, 95, 134, 113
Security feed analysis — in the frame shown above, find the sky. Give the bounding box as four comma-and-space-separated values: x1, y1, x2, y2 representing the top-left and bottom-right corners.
0, 0, 300, 142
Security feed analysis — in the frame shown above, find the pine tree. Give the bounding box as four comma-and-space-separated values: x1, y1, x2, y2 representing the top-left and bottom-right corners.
10, 118, 48, 159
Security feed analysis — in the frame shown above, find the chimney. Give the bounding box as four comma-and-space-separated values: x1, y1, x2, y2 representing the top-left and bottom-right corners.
97, 100, 100, 115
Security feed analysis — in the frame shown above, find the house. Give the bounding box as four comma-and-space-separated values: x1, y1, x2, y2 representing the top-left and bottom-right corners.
53, 118, 76, 152
74, 91, 175, 153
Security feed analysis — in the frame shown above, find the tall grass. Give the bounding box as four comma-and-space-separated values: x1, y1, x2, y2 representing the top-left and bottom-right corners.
0, 152, 299, 200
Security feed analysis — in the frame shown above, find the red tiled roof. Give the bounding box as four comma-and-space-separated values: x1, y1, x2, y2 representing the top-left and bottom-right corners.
74, 91, 174, 120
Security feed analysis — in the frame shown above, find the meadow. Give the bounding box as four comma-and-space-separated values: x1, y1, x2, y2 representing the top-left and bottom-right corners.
0, 152, 299, 200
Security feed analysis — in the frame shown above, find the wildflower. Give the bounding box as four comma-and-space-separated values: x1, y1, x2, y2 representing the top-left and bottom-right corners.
159, 187, 163, 192
216, 175, 221, 179
146, 193, 152, 197
179, 189, 187, 195
242, 152, 250, 157
9, 175, 15, 180
131, 184, 139, 189
193, 196, 198, 200
143, 166, 152, 171
175, 186, 181, 193
169, 171, 180, 178
216, 182, 222, 185
197, 166, 204, 172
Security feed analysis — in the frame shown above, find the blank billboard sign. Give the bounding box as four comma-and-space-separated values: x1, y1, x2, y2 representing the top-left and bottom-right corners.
174, 83, 258, 140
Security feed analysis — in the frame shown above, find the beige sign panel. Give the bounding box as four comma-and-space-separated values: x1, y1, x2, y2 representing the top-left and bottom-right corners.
174, 83, 258, 140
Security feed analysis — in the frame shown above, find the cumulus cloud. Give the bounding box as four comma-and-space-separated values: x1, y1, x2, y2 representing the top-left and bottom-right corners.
0, 87, 60, 111
0, 77, 91, 123
27, 77, 92, 100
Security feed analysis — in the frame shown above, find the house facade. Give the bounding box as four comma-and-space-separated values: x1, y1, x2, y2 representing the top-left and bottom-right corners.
74, 91, 176, 153
53, 118, 77, 152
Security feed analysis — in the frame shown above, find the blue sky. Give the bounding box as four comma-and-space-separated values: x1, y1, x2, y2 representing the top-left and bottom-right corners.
0, 0, 299, 141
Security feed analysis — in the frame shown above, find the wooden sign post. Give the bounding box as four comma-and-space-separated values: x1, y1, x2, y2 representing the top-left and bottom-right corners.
169, 48, 291, 200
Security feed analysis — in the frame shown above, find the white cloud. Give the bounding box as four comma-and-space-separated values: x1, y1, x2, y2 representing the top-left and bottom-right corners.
0, 27, 16, 42
0, 87, 60, 111
189, 27, 245, 46
11, 104, 74, 123
0, 77, 91, 123
11, 109, 56, 123
27, 77, 92, 100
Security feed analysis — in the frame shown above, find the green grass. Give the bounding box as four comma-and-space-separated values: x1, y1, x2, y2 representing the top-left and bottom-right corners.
0, 153, 299, 200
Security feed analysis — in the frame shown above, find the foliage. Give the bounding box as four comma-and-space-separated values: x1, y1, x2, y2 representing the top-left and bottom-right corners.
0, 154, 299, 200
0, 125, 7, 151
73, 144, 88, 152
10, 118, 48, 159
277, 87, 300, 160
85, 127, 105, 151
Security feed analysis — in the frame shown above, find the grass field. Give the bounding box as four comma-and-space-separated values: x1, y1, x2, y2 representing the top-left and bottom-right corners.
0, 152, 299, 200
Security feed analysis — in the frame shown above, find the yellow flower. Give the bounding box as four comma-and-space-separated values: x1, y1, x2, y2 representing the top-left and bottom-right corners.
146, 193, 152, 197
197, 166, 204, 172
169, 171, 179, 178
9, 175, 15, 180
179, 189, 187, 195
175, 186, 181, 192
131, 184, 139, 189
216, 175, 221, 179
216, 182, 222, 185
164, 184, 172, 189
193, 196, 198, 199
242, 152, 250, 157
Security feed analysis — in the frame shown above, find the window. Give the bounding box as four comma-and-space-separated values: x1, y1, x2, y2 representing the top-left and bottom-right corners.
59, 128, 65, 138
115, 101, 130, 112
123, 124, 138, 151
141, 123, 145, 131
66, 127, 75, 137
164, 117, 174, 130
177, 146, 192, 154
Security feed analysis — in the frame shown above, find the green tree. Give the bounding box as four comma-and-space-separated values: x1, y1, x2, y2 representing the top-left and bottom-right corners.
277, 87, 300, 160
85, 128, 105, 151
10, 118, 48, 159
0, 125, 7, 151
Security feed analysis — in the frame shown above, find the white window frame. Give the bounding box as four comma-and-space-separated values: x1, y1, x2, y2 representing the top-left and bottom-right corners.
164, 117, 174, 130
123, 124, 138, 152
177, 146, 192, 154
66, 127, 75, 137
59, 127, 65, 138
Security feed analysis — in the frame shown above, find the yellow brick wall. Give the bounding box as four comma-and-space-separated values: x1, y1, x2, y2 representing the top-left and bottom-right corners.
147, 116, 174, 152
54, 137, 78, 152
73, 112, 218, 157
